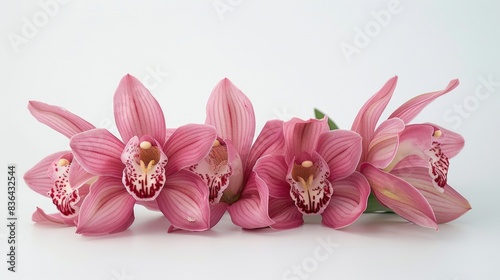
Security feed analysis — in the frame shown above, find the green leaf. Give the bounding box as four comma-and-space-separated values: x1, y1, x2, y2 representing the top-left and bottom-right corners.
364, 192, 394, 213
314, 108, 339, 130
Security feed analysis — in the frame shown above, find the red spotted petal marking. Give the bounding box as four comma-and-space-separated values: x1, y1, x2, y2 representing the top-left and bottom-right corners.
426, 141, 449, 192
189, 140, 231, 204
48, 158, 80, 218
122, 139, 168, 201
287, 158, 333, 215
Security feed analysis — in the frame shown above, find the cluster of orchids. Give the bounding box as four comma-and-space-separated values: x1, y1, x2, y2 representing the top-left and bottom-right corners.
24, 74, 471, 235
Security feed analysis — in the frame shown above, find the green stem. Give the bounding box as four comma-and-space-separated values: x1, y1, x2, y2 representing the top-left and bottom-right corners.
364, 192, 394, 213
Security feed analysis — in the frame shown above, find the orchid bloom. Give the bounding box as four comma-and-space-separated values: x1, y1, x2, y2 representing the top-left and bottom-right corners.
352, 76, 471, 229
23, 101, 96, 226
69, 74, 217, 235
187, 78, 282, 230
254, 117, 370, 229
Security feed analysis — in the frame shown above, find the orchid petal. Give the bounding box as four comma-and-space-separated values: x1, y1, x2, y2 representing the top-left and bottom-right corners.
316, 129, 362, 181
157, 170, 210, 231
321, 172, 370, 229
163, 124, 217, 176
209, 203, 228, 228
392, 167, 471, 224
361, 163, 437, 229
76, 177, 136, 235
351, 76, 398, 158
228, 173, 274, 229
221, 139, 244, 200
114, 74, 167, 144
366, 118, 405, 169
424, 123, 465, 158
24, 151, 68, 196
70, 129, 125, 177
68, 160, 96, 190
253, 155, 289, 199
244, 119, 285, 177
28, 101, 95, 138
269, 197, 303, 230
284, 118, 329, 161
137, 200, 160, 211
32, 207, 76, 226
205, 78, 255, 164
389, 79, 459, 123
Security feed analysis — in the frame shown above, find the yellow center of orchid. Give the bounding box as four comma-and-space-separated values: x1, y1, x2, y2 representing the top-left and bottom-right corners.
213, 139, 221, 147
57, 158, 70, 167
433, 130, 443, 138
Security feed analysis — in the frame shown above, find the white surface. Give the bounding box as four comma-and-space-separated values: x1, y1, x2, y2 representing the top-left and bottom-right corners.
1, 1, 499, 279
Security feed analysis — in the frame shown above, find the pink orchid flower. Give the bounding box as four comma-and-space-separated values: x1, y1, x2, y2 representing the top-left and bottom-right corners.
69, 74, 217, 235
352, 76, 471, 229
23, 101, 96, 225
187, 78, 282, 230
254, 117, 371, 229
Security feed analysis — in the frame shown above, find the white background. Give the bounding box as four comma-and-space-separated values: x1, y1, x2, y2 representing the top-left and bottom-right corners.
1, 0, 499, 279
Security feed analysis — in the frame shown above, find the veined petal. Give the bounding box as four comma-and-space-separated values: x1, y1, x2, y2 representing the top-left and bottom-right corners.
366, 118, 405, 169
32, 207, 76, 226
163, 124, 217, 176
351, 76, 398, 158
316, 129, 362, 181
388, 124, 450, 192
24, 151, 68, 196
28, 101, 95, 138
287, 152, 333, 215
209, 203, 228, 229
157, 170, 210, 232
228, 173, 274, 229
114, 74, 167, 144
205, 78, 255, 164
244, 119, 285, 177
68, 160, 96, 190
269, 197, 303, 230
389, 79, 459, 123
70, 128, 125, 177
392, 167, 471, 224
222, 139, 244, 200
253, 155, 289, 199
361, 163, 437, 229
137, 200, 160, 211
121, 137, 168, 201
284, 118, 329, 161
322, 172, 370, 229
76, 177, 136, 235
424, 123, 465, 158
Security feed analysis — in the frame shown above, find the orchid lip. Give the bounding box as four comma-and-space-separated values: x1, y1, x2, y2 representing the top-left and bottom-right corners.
48, 156, 80, 218
122, 137, 168, 201
287, 156, 333, 215
189, 139, 232, 204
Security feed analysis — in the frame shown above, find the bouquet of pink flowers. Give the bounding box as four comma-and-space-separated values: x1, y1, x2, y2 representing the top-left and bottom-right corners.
24, 74, 471, 235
